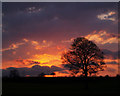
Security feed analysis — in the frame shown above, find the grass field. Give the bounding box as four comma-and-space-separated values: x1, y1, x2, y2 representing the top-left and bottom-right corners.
2, 77, 120, 95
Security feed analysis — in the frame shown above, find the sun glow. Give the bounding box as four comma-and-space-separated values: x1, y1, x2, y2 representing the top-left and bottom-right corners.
31, 54, 62, 67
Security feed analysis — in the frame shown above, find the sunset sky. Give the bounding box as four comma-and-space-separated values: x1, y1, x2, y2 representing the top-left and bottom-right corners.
2, 2, 119, 77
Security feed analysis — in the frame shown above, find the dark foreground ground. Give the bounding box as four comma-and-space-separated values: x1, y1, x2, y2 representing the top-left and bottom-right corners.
2, 77, 120, 96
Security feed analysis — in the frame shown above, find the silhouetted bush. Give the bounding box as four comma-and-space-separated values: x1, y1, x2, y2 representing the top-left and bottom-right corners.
38, 72, 45, 77
105, 75, 109, 78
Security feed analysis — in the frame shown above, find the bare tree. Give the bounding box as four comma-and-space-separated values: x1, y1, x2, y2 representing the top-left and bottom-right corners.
61, 37, 106, 77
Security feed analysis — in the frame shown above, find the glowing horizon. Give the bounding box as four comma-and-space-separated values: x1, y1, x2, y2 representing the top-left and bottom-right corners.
2, 2, 118, 77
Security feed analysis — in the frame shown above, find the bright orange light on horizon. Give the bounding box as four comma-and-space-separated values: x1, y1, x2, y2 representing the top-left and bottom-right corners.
32, 54, 62, 67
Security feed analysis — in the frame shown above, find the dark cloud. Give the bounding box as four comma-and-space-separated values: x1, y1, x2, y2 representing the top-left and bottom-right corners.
105, 61, 118, 64
99, 43, 118, 52
3, 2, 117, 15
107, 67, 116, 73
16, 59, 40, 65
102, 49, 118, 59
2, 65, 64, 77
2, 2, 118, 48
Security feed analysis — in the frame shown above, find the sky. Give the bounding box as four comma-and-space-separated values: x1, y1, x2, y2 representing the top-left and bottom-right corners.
1, 2, 119, 77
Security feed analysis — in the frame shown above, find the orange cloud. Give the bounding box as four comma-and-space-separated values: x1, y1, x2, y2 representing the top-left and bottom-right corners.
85, 30, 118, 44
31, 40, 39, 45
32, 40, 53, 50
2, 38, 30, 52
61, 38, 74, 43
12, 51, 16, 55
27, 52, 30, 55
104, 59, 118, 64
2, 38, 53, 52
53, 71, 70, 77
23, 38, 29, 42
2, 42, 25, 52
42, 40, 47, 43
98, 64, 118, 76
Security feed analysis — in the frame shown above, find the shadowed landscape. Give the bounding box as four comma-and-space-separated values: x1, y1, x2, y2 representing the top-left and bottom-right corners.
2, 76, 120, 95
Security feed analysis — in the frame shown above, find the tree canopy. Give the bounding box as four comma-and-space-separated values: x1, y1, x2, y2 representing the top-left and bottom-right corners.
61, 37, 106, 77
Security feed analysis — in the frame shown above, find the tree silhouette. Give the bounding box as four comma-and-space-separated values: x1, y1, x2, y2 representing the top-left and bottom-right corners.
61, 37, 106, 77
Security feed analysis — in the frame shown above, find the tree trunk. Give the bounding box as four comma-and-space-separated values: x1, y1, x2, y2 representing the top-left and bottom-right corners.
85, 64, 88, 77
